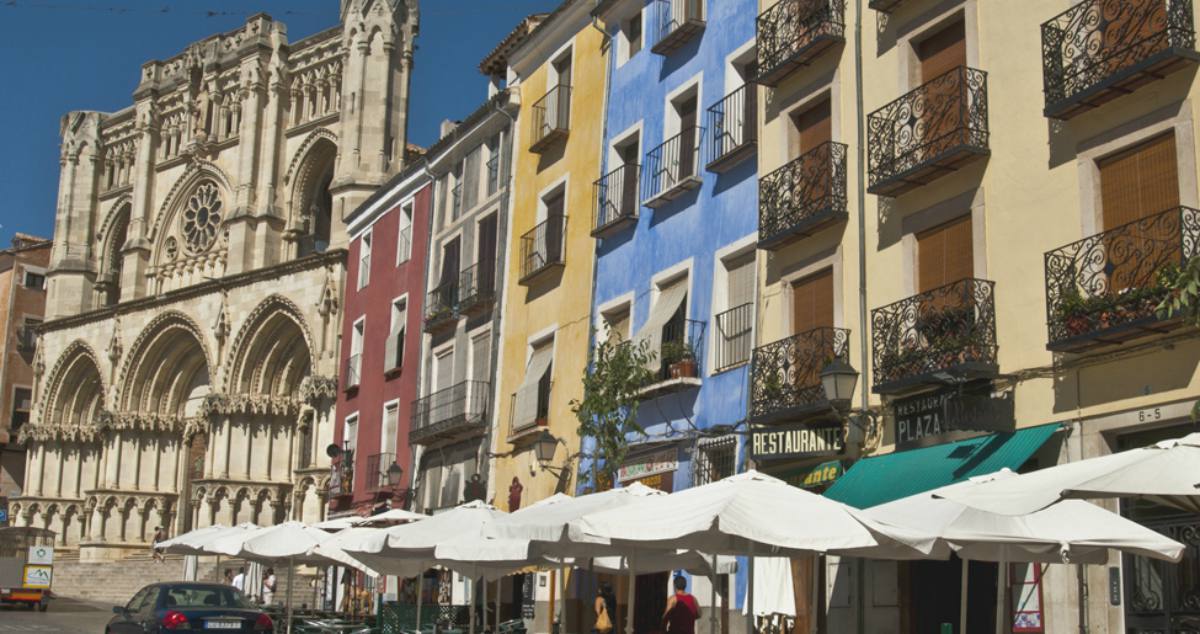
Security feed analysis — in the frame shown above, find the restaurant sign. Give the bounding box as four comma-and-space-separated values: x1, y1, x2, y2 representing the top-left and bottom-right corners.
618, 448, 678, 483
750, 423, 843, 461
894, 386, 1014, 449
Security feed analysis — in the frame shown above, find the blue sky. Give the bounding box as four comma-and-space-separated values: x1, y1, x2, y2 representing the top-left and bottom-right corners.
0, 0, 559, 247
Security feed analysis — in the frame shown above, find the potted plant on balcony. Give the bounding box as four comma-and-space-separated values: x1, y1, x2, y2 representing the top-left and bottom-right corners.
662, 340, 698, 379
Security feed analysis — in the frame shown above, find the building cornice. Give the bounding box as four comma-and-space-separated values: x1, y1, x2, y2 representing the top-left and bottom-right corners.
509, 0, 595, 80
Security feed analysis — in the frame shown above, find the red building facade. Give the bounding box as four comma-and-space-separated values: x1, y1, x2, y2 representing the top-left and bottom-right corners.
332, 168, 432, 515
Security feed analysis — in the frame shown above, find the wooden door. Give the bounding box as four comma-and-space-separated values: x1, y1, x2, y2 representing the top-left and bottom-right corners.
792, 98, 833, 210
917, 19, 966, 156
1099, 132, 1180, 290
477, 213, 498, 295
791, 269, 835, 393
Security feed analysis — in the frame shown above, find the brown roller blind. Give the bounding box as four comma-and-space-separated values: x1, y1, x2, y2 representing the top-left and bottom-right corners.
919, 18, 966, 82
792, 268, 834, 335
1100, 132, 1179, 230
917, 215, 973, 293
792, 97, 831, 158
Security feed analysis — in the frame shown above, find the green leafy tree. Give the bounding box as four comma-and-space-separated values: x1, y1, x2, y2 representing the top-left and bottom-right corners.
1157, 255, 1200, 420
571, 337, 657, 489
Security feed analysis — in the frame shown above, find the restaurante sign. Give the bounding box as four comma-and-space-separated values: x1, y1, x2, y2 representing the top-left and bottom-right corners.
750, 424, 843, 461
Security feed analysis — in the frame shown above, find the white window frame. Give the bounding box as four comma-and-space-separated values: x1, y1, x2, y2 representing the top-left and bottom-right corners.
380, 399, 400, 459
358, 229, 373, 290
616, 8, 644, 66
387, 295, 409, 372
596, 292, 636, 348
22, 265, 47, 291
397, 201, 414, 264
343, 413, 359, 452
350, 317, 365, 382
710, 236, 758, 373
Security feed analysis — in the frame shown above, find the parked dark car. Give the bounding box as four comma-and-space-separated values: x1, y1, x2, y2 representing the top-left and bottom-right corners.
106, 582, 273, 633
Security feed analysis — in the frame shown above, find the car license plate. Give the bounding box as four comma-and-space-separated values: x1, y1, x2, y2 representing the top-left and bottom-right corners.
204, 620, 242, 629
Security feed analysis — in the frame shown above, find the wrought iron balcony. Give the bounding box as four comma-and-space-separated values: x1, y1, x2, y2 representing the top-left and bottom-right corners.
410, 380, 490, 445
643, 127, 704, 209
1045, 206, 1199, 353
758, 141, 848, 250
423, 281, 458, 333
867, 66, 989, 197
641, 318, 707, 399
593, 163, 640, 238
871, 278, 998, 395
328, 448, 354, 497
458, 262, 497, 315
530, 85, 571, 153
343, 354, 361, 391
1042, 0, 1198, 120
365, 452, 396, 492
714, 303, 754, 372
651, 0, 705, 55
706, 85, 757, 173
755, 0, 846, 87
750, 327, 851, 424
519, 214, 566, 284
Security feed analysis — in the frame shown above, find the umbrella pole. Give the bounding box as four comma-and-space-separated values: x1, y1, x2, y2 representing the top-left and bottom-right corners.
286, 556, 295, 634
746, 548, 755, 634
471, 575, 478, 634
482, 576, 488, 634
709, 554, 719, 634
559, 566, 567, 634
625, 554, 635, 634
416, 572, 424, 631
959, 559, 968, 634
995, 558, 1005, 634
215, 555, 222, 583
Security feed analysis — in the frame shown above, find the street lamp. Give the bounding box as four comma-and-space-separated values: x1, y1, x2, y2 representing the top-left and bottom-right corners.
534, 429, 559, 465
386, 462, 404, 487
820, 358, 859, 409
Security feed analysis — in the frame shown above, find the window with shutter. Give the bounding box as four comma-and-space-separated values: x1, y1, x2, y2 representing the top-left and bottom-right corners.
791, 268, 834, 335
477, 214, 498, 296
793, 97, 832, 158
917, 215, 973, 293
471, 332, 492, 384
1099, 131, 1180, 290
385, 299, 407, 372
381, 403, 399, 457
464, 147, 481, 210
917, 18, 967, 154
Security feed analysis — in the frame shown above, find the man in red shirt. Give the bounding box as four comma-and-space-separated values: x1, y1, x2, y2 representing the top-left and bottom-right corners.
663, 575, 700, 634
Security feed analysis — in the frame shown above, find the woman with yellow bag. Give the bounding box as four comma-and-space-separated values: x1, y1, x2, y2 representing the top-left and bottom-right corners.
593, 583, 616, 634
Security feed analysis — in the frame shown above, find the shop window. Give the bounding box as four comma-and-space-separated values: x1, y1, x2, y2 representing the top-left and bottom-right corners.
694, 436, 736, 486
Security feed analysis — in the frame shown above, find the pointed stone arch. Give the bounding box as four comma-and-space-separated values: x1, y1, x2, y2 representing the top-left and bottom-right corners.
41, 340, 106, 428
224, 295, 315, 396
283, 129, 338, 255
97, 200, 131, 306
118, 311, 213, 417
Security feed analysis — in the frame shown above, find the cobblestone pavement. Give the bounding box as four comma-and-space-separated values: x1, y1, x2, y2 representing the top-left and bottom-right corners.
0, 596, 113, 633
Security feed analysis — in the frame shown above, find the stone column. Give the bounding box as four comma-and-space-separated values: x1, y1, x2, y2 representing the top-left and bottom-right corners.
221, 417, 232, 479
121, 99, 159, 302
225, 59, 267, 275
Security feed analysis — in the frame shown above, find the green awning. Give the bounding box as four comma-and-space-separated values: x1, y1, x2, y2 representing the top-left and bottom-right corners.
824, 423, 1062, 509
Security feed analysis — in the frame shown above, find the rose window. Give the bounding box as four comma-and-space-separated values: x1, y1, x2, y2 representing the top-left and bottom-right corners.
182, 182, 223, 253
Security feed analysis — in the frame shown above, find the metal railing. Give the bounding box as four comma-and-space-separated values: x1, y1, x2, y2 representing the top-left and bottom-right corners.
759, 141, 847, 247
520, 214, 566, 280
459, 261, 497, 311
487, 154, 501, 195
755, 0, 846, 85
867, 66, 989, 194
531, 85, 571, 150
652, 0, 705, 53
750, 327, 850, 422
424, 280, 459, 329
654, 318, 707, 382
706, 85, 756, 167
328, 449, 354, 497
365, 452, 396, 491
450, 182, 463, 220
870, 278, 998, 392
593, 163, 640, 233
714, 303, 754, 371
1045, 206, 1199, 348
643, 127, 704, 203
1042, 0, 1196, 117
343, 354, 362, 390
411, 380, 490, 436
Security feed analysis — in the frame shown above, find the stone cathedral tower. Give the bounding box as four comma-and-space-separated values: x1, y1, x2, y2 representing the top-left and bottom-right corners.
13, 0, 417, 561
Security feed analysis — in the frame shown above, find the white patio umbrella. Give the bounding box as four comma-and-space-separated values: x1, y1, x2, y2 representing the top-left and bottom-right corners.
937, 433, 1200, 515
362, 507, 428, 525
157, 523, 259, 583
313, 516, 368, 530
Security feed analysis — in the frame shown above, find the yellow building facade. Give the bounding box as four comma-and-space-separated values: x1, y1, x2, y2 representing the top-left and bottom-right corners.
751, 0, 1200, 632
489, 0, 606, 513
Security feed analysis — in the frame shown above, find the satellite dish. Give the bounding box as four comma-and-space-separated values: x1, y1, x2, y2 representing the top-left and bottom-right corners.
326, 443, 342, 458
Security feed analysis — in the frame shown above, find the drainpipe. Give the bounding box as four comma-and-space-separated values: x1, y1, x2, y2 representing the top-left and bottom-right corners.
852, 0, 869, 632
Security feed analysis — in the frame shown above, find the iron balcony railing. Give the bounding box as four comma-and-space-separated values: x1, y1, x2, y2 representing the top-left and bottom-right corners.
714, 303, 754, 372
365, 452, 396, 491
593, 163, 640, 237
643, 127, 704, 207
750, 327, 851, 423
519, 214, 566, 282
654, 318, 707, 383
867, 66, 989, 197
343, 354, 362, 390
424, 280, 459, 331
758, 141, 848, 250
755, 0, 846, 86
1045, 206, 1199, 352
1042, 0, 1198, 119
706, 85, 757, 171
530, 85, 571, 152
871, 278, 998, 394
651, 0, 705, 55
328, 448, 354, 497
486, 154, 501, 195
458, 261, 497, 313
410, 380, 490, 443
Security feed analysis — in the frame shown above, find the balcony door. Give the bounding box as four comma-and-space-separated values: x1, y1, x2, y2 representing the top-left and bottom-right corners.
1099, 132, 1180, 292
790, 269, 834, 393
676, 93, 699, 181
790, 97, 833, 210
917, 18, 966, 154
477, 213, 498, 296
917, 215, 974, 294
618, 136, 641, 219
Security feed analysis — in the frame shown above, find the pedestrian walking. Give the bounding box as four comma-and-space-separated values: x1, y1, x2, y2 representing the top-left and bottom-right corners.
662, 575, 700, 634
224, 569, 234, 586
262, 567, 277, 605
150, 526, 166, 563
232, 567, 246, 593
593, 582, 616, 634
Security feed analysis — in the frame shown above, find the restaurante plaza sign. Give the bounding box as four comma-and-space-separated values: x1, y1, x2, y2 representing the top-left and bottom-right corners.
750, 424, 843, 461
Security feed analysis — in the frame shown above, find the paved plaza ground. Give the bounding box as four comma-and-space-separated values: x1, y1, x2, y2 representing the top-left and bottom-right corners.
0, 596, 114, 633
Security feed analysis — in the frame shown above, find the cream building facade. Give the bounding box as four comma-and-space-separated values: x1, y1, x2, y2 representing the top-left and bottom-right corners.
11, 1, 418, 561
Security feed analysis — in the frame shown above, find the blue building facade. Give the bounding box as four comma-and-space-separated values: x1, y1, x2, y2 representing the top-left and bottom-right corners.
586, 0, 760, 614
